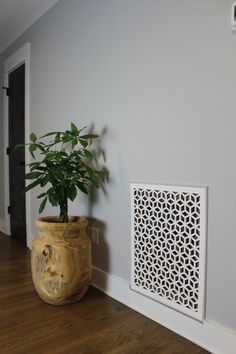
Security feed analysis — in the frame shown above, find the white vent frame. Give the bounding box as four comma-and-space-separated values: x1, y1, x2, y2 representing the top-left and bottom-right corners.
130, 183, 207, 321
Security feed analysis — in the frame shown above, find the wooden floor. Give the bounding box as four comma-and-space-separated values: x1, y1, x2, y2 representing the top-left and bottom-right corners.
0, 232, 210, 354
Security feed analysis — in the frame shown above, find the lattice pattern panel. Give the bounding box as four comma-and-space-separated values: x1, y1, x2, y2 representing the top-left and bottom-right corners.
130, 183, 207, 321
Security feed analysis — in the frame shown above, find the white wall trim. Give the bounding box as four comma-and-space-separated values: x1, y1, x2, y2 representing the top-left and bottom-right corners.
3, 43, 32, 249
92, 266, 236, 354
0, 0, 59, 55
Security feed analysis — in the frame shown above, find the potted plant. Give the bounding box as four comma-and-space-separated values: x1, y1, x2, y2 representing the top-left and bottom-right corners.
22, 123, 108, 305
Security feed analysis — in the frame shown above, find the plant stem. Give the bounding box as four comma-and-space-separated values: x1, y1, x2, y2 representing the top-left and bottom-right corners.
59, 192, 68, 223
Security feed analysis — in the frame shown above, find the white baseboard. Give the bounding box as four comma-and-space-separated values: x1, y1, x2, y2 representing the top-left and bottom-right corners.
92, 266, 236, 354
0, 219, 6, 233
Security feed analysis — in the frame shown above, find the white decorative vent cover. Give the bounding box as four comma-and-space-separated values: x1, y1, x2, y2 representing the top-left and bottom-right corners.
130, 183, 207, 321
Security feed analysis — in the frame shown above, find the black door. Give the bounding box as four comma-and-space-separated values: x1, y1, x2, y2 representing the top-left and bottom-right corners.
8, 64, 26, 245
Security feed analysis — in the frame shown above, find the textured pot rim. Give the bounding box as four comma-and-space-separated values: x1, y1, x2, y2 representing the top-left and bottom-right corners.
36, 216, 88, 230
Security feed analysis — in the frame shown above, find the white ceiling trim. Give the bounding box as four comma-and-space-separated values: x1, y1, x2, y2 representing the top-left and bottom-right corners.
0, 0, 59, 55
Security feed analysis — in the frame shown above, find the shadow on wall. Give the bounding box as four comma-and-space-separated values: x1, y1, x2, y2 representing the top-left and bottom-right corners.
87, 125, 109, 218
87, 217, 109, 291
86, 125, 110, 291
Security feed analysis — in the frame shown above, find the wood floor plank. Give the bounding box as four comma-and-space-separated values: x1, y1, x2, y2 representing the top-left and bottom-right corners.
0, 232, 210, 354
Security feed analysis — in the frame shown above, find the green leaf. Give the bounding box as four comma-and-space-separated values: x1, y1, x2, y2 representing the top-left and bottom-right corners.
24, 179, 41, 192
29, 162, 40, 171
37, 192, 47, 199
54, 132, 61, 143
39, 131, 59, 138
29, 144, 37, 158
33, 166, 46, 172
40, 175, 49, 187
76, 181, 88, 194
25, 171, 42, 180
35, 144, 45, 152
30, 133, 37, 143
79, 139, 88, 148
71, 122, 79, 134
26, 162, 38, 167
80, 134, 99, 139
39, 197, 47, 213
71, 138, 78, 149
67, 184, 77, 201
84, 150, 93, 159
62, 134, 73, 143
14, 143, 24, 150
59, 151, 68, 157
48, 193, 58, 206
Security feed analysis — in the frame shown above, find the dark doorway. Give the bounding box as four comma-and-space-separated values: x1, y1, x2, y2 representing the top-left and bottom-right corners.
8, 64, 26, 245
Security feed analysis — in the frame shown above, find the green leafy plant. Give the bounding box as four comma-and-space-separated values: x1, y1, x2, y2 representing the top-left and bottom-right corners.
22, 123, 108, 223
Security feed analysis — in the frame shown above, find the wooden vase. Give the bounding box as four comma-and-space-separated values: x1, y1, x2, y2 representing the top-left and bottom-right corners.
31, 216, 92, 305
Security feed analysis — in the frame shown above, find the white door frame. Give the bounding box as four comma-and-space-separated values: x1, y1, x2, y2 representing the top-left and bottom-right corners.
3, 43, 32, 248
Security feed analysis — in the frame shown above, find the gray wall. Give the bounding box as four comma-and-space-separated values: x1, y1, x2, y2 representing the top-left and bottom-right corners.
0, 0, 236, 332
